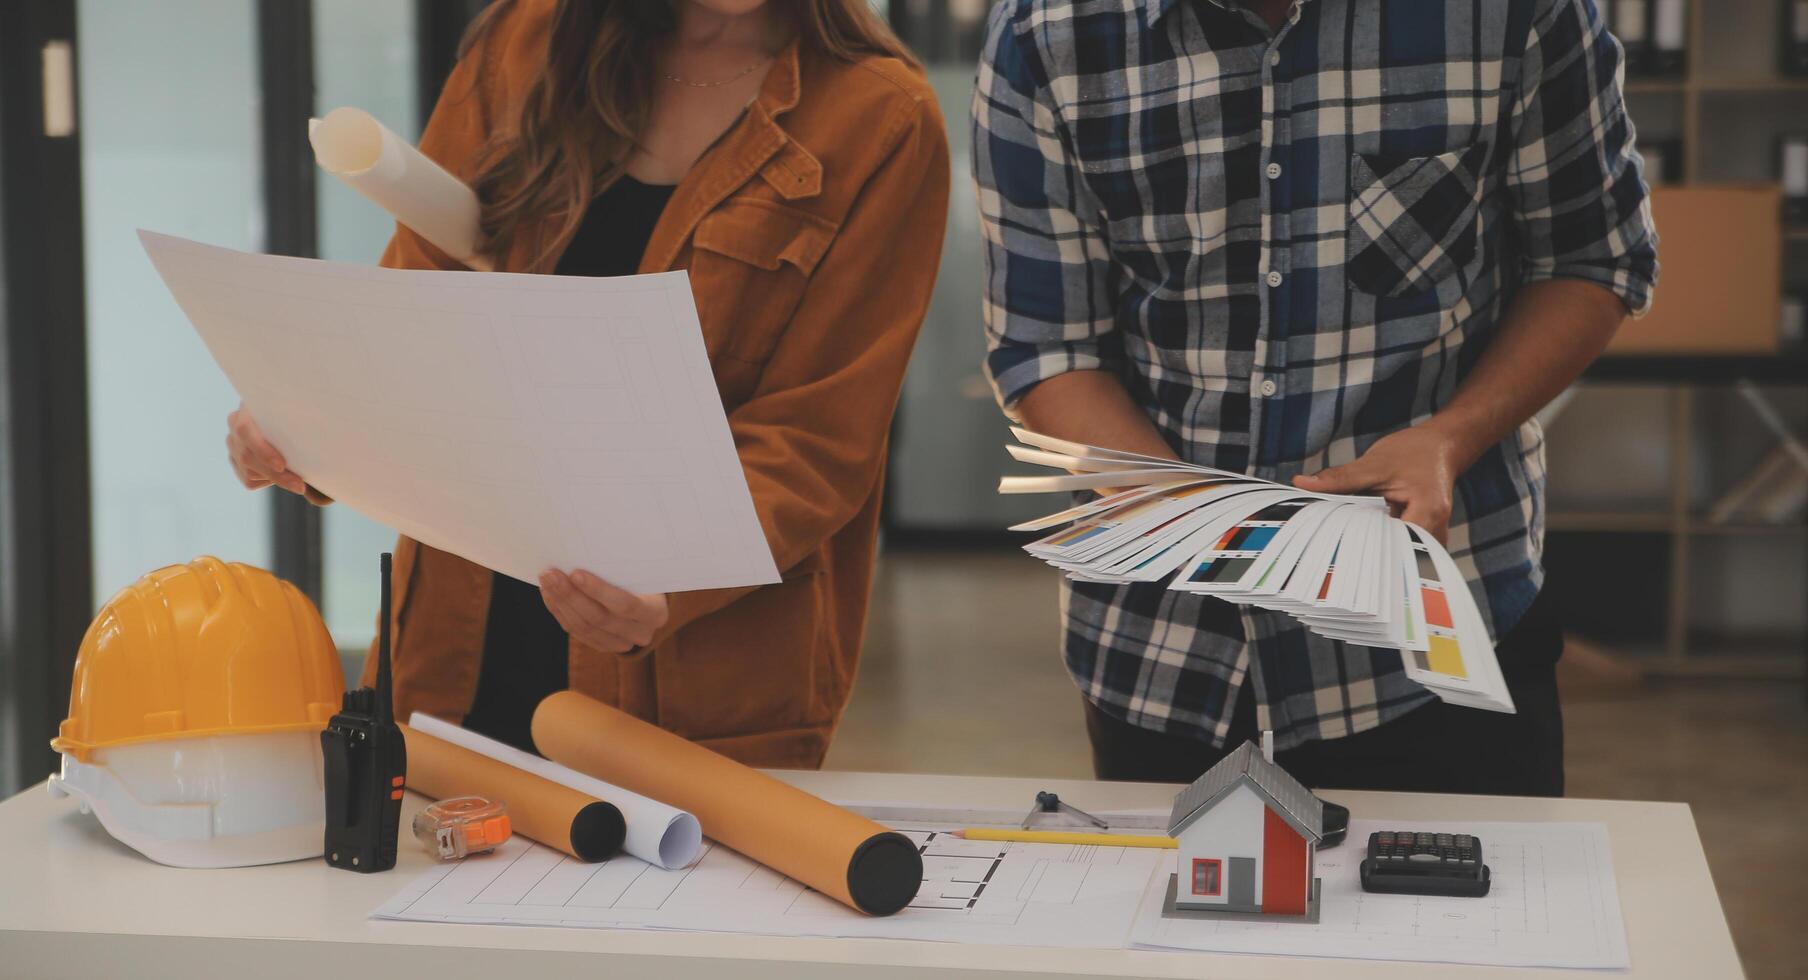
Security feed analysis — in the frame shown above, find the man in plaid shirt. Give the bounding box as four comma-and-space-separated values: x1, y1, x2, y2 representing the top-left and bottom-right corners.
975, 0, 1657, 794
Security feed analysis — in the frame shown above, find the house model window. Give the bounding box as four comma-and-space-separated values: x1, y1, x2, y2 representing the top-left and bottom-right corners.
1191, 858, 1222, 897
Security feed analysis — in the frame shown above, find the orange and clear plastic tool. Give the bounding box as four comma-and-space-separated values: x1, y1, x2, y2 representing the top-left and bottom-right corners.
412, 796, 512, 861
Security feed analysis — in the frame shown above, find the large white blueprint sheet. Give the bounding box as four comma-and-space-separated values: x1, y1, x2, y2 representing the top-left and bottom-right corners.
140, 231, 777, 593
373, 821, 1165, 949
1132, 819, 1630, 969
374, 812, 1627, 967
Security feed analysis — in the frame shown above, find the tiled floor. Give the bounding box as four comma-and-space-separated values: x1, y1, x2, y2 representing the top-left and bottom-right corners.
826, 547, 1808, 980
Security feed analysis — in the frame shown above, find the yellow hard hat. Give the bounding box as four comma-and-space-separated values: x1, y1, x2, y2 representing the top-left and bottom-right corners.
52, 557, 344, 763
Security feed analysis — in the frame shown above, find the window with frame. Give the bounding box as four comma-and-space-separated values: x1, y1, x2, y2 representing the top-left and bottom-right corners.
1191, 857, 1222, 896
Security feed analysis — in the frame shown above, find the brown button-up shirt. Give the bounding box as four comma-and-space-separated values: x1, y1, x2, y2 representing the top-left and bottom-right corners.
356, 0, 949, 768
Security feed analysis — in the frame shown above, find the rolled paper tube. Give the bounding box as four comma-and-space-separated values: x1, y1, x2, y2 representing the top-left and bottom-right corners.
532, 692, 924, 916
308, 106, 492, 271
400, 723, 624, 862
410, 712, 702, 870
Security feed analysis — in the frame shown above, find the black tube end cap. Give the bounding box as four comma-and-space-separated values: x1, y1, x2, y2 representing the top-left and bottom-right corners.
569, 801, 627, 862
847, 831, 922, 916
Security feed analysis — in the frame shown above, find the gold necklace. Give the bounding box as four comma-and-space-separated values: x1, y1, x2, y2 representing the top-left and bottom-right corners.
662, 57, 771, 88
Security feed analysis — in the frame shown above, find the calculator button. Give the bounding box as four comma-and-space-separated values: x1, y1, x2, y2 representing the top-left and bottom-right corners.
1407, 853, 1440, 862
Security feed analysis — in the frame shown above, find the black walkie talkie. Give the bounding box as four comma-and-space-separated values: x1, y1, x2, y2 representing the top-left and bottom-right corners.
322, 552, 407, 872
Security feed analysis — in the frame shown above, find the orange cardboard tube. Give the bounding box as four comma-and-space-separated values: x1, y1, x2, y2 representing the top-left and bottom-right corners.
532, 692, 922, 915
402, 723, 624, 862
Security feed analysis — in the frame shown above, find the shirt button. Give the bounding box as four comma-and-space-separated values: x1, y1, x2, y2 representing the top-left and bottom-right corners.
1270, 51, 1281, 66
1266, 163, 1282, 179
1267, 270, 1283, 287
1260, 379, 1278, 397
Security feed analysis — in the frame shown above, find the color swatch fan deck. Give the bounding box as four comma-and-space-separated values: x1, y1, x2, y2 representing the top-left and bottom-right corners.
998, 429, 1513, 713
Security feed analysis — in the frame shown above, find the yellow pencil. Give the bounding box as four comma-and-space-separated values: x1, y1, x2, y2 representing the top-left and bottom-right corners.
953, 828, 1177, 849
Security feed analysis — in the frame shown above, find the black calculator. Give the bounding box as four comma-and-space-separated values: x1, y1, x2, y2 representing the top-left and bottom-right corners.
1358, 830, 1490, 897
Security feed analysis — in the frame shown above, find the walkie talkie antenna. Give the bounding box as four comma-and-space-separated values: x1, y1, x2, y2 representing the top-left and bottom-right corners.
375, 551, 393, 725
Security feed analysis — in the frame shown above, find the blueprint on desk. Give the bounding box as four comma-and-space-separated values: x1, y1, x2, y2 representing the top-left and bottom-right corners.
372, 818, 1164, 949
374, 810, 1628, 968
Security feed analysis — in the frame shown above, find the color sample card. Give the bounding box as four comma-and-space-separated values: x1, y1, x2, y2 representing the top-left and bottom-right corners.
1176, 499, 1311, 590
1408, 536, 1463, 677
1425, 636, 1467, 677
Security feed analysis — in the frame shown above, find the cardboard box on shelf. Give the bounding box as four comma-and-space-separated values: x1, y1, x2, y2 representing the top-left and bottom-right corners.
1605, 184, 1782, 356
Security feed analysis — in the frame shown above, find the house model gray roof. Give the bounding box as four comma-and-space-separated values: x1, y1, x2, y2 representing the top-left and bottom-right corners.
1167, 740, 1324, 842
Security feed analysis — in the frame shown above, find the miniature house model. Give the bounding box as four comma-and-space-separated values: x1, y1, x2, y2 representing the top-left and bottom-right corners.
1165, 739, 1323, 921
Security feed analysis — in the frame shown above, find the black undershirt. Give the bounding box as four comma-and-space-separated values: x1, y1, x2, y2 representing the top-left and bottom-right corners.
461, 175, 678, 754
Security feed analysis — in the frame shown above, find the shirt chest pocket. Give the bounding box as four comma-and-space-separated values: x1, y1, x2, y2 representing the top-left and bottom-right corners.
1346, 141, 1490, 297
690, 197, 839, 367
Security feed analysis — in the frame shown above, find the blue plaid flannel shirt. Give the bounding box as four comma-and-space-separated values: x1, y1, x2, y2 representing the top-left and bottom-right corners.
975, 0, 1658, 748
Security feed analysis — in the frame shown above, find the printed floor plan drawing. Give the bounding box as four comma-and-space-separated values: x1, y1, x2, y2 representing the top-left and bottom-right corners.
900, 829, 1009, 911
374, 813, 1628, 968
374, 821, 1166, 948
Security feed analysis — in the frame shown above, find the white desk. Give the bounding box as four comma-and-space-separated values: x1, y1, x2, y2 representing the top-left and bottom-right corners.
0, 770, 1742, 979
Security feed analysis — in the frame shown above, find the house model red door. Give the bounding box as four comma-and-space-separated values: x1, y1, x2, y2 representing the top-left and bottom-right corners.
1261, 806, 1309, 915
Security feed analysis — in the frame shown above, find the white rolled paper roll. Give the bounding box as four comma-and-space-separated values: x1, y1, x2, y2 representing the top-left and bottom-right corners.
309, 106, 492, 271
409, 712, 703, 869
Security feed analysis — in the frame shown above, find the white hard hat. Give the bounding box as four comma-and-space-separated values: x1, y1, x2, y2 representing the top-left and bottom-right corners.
49, 731, 328, 868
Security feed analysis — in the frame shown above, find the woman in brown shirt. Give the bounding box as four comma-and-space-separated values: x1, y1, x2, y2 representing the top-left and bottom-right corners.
224, 0, 948, 767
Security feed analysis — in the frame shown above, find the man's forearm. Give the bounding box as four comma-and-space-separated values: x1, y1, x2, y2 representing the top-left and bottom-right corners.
1422, 279, 1628, 470
1015, 370, 1181, 461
